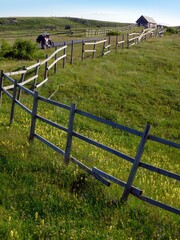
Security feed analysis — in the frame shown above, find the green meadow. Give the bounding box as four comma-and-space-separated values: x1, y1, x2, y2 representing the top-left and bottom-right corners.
0, 26, 180, 239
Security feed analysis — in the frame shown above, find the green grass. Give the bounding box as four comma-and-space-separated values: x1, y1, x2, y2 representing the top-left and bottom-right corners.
0, 34, 180, 239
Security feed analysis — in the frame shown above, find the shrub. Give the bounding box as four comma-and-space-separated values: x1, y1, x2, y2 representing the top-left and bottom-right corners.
107, 31, 121, 36
166, 27, 178, 35
0, 40, 13, 58
0, 39, 37, 60
65, 24, 71, 30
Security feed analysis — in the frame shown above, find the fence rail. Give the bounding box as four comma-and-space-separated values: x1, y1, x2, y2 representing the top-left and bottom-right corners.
0, 72, 179, 215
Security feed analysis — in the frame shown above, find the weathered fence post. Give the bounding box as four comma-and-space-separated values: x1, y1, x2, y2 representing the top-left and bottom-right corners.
127, 33, 129, 48
116, 34, 119, 52
17, 66, 26, 101
121, 123, 151, 202
102, 39, 106, 56
44, 54, 48, 80
33, 60, 40, 90
29, 90, 39, 141
93, 41, 96, 59
10, 80, 18, 125
64, 103, 76, 164
63, 42, 66, 68
70, 40, 74, 65
54, 47, 58, 74
122, 34, 125, 49
108, 35, 111, 52
0, 70, 4, 105
82, 40, 85, 61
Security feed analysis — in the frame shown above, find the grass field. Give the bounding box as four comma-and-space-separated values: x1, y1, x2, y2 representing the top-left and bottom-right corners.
0, 32, 180, 239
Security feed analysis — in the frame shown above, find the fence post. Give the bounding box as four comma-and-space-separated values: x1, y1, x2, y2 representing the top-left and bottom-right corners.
44, 54, 48, 80
127, 33, 129, 48
121, 123, 151, 202
70, 40, 74, 65
63, 42, 66, 68
29, 90, 39, 141
82, 40, 85, 61
116, 35, 118, 51
102, 39, 106, 56
64, 103, 76, 164
108, 35, 111, 52
54, 47, 58, 74
17, 66, 26, 101
0, 70, 4, 105
122, 34, 125, 49
10, 80, 18, 125
93, 41, 96, 59
33, 60, 40, 91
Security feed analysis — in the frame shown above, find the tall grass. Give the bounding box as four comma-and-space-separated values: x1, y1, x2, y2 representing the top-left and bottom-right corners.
0, 34, 179, 239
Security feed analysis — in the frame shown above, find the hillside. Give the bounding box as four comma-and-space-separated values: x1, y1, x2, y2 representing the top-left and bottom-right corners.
0, 17, 130, 31
0, 34, 179, 239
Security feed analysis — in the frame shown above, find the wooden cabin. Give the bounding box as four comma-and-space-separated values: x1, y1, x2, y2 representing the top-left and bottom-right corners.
136, 15, 157, 28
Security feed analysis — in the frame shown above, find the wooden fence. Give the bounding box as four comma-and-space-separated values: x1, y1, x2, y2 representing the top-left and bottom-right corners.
0, 72, 179, 215
81, 36, 111, 60
85, 25, 133, 37
1, 44, 67, 96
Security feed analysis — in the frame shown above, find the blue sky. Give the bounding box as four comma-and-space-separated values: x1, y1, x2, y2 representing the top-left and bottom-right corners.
1, 0, 180, 26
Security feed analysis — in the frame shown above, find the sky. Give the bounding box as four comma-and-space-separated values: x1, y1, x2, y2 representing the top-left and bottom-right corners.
0, 0, 180, 26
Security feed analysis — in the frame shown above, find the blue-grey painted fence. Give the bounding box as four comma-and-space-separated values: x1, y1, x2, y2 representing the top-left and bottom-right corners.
0, 72, 179, 215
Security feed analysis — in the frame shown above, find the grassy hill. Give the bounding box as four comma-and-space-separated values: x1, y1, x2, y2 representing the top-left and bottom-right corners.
0, 17, 130, 31
0, 33, 179, 239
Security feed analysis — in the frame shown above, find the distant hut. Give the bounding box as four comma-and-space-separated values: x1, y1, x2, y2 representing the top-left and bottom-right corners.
136, 15, 157, 28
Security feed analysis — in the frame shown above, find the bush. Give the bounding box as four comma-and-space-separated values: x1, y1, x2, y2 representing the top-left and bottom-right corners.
0, 39, 37, 60
107, 31, 121, 36
0, 40, 13, 58
166, 27, 178, 35
65, 24, 71, 30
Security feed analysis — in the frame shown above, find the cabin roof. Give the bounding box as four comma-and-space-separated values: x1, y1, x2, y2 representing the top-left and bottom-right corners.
137, 15, 157, 24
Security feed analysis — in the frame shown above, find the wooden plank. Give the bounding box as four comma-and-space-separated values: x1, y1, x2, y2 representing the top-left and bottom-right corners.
47, 54, 66, 70
17, 66, 26, 101
15, 99, 32, 115
16, 83, 34, 96
103, 50, 111, 55
139, 161, 180, 180
25, 62, 40, 71
29, 91, 39, 140
84, 50, 96, 53
148, 134, 180, 149
3, 73, 16, 84
92, 167, 142, 196
35, 78, 48, 88
73, 131, 134, 163
18, 75, 38, 86
1, 87, 13, 99
117, 40, 125, 44
64, 103, 76, 164
92, 171, 111, 187
37, 115, 68, 133
10, 80, 18, 125
34, 133, 65, 156
38, 95, 71, 110
0, 70, 4, 104
70, 40, 74, 65
70, 156, 92, 175
40, 45, 67, 65
4, 69, 27, 76
104, 44, 111, 49
135, 194, 180, 215
129, 36, 139, 42
76, 109, 143, 136
121, 124, 151, 202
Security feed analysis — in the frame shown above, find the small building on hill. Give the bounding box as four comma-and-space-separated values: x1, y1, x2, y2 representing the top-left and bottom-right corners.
136, 15, 157, 28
